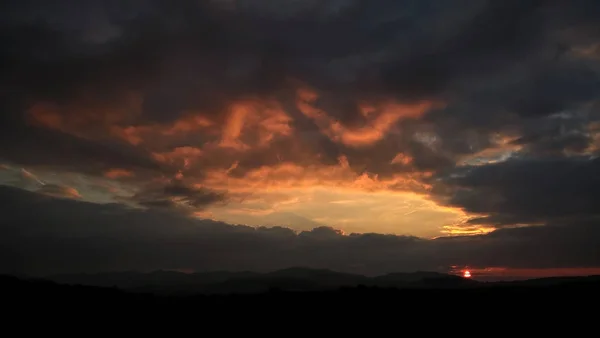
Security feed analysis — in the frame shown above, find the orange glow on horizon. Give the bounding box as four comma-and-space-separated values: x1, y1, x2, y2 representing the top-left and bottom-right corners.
452, 266, 600, 280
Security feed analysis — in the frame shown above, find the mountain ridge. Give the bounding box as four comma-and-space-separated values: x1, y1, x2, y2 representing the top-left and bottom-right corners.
42, 267, 600, 295
44, 267, 475, 294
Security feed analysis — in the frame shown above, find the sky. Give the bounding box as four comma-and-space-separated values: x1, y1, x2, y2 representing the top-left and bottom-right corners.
1, 0, 600, 279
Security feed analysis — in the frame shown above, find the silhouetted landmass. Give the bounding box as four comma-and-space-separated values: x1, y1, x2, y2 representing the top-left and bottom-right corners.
45, 267, 477, 295
39, 267, 600, 296
3, 273, 600, 326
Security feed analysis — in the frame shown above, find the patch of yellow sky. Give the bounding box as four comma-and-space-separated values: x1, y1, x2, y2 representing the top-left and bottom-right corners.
203, 186, 475, 238
2, 161, 483, 238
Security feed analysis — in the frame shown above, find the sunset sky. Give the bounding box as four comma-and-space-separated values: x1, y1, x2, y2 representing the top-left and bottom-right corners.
1, 0, 600, 279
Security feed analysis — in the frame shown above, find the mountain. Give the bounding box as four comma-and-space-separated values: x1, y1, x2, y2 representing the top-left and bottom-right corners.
47, 270, 260, 290
46, 267, 476, 295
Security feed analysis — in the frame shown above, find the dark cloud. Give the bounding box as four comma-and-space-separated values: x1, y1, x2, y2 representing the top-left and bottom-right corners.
0, 1, 591, 116
1, 0, 598, 175
436, 156, 600, 227
1, 186, 599, 276
378, 0, 547, 100
0, 122, 164, 176
130, 180, 227, 211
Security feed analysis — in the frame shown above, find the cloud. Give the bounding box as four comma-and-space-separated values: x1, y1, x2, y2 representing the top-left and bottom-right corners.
104, 168, 135, 179
0, 0, 599, 239
0, 120, 164, 177
37, 184, 81, 199
295, 87, 437, 147
1, 186, 599, 276
130, 179, 227, 212
434, 156, 600, 228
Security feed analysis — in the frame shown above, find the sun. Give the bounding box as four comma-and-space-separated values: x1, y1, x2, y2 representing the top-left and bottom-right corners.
463, 270, 472, 278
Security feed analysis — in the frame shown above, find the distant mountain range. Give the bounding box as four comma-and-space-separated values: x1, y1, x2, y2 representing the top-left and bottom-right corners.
40, 267, 600, 296
46, 267, 475, 295
1, 267, 597, 298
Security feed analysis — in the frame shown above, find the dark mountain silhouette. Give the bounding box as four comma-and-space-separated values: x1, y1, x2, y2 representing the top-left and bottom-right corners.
41, 267, 600, 297
45, 267, 480, 295
47, 270, 261, 290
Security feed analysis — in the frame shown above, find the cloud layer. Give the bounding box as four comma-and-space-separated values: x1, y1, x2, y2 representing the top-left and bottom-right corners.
1, 0, 600, 273
1, 186, 599, 276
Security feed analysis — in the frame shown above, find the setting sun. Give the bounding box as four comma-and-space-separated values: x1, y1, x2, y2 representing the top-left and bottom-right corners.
463, 270, 472, 278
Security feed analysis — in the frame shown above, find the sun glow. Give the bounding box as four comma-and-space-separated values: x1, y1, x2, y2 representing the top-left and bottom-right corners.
463, 270, 472, 278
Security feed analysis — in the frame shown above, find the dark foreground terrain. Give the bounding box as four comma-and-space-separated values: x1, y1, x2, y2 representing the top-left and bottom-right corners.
42, 267, 600, 294
3, 272, 599, 329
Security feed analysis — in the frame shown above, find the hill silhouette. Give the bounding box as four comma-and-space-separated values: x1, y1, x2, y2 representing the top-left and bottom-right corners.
45, 267, 477, 295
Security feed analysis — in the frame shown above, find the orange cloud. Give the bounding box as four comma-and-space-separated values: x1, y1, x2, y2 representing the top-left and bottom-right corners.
220, 102, 251, 150
571, 43, 600, 60
38, 184, 82, 199
201, 158, 432, 194
220, 99, 293, 150
152, 146, 204, 169
585, 120, 600, 155
104, 169, 135, 179
441, 223, 495, 236
111, 114, 216, 146
258, 108, 293, 146
296, 87, 435, 147
105, 98, 292, 151
192, 210, 216, 220
164, 114, 214, 135
110, 125, 149, 146
391, 153, 413, 165
22, 83, 459, 237
457, 133, 522, 166
27, 92, 143, 139
227, 208, 276, 216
